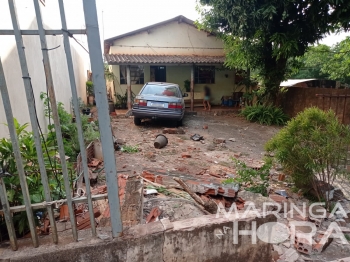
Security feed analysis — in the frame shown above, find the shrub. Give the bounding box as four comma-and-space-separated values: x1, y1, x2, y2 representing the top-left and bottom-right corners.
223, 158, 272, 196
0, 120, 65, 236
265, 107, 350, 207
240, 105, 289, 125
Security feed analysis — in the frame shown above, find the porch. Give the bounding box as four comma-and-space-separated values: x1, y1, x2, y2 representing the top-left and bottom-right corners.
105, 54, 244, 111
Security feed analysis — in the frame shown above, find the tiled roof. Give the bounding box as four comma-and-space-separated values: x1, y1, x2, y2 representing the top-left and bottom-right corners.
104, 54, 225, 65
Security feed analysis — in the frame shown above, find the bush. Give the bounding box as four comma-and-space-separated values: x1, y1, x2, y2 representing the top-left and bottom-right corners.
265, 107, 350, 207
223, 158, 272, 196
240, 105, 289, 125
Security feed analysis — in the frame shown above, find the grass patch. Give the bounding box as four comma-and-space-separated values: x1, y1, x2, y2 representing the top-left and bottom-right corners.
121, 145, 139, 153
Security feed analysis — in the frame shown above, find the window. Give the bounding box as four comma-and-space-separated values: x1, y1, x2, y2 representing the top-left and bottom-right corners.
120, 65, 144, 85
195, 66, 215, 84
141, 84, 181, 98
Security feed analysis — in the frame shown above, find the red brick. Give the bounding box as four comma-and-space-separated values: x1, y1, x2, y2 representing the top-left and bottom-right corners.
181, 152, 192, 158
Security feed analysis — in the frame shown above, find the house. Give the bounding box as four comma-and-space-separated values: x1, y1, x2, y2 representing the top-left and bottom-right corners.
280, 79, 350, 124
104, 15, 242, 110
0, 0, 89, 137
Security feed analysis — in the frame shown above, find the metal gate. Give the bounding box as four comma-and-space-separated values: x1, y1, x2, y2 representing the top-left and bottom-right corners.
0, 0, 122, 251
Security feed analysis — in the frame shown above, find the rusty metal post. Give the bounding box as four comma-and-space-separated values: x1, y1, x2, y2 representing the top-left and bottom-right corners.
190, 65, 194, 111
0, 58, 18, 251
127, 65, 132, 110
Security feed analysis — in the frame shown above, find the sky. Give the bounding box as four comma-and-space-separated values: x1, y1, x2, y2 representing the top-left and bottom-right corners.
2, 0, 348, 48
93, 0, 349, 47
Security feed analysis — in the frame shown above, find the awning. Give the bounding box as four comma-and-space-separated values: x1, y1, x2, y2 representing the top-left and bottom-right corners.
104, 54, 225, 65
280, 79, 316, 87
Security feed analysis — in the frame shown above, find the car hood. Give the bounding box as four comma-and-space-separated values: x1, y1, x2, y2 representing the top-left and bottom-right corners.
136, 94, 183, 103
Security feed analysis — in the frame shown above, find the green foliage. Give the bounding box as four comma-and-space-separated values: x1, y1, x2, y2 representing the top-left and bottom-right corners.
0, 120, 64, 235
223, 158, 272, 196
265, 107, 350, 206
40, 93, 100, 161
291, 45, 332, 80
197, 0, 350, 102
121, 145, 139, 153
86, 81, 94, 96
240, 105, 289, 125
184, 80, 191, 92
116, 91, 127, 104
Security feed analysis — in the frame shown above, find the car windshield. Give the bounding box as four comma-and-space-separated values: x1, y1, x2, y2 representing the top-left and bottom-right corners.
140, 84, 181, 97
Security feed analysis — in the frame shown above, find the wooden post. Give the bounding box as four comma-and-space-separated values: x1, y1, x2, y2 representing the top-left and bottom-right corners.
190, 65, 194, 111
127, 65, 132, 109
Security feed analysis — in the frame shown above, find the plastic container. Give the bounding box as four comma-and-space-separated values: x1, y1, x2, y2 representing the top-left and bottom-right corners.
154, 134, 168, 149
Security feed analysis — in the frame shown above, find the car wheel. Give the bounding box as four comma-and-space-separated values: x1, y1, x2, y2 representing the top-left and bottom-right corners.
177, 119, 183, 127
134, 117, 142, 126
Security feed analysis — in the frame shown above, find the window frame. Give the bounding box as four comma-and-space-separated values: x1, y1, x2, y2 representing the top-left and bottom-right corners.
120, 65, 145, 85
194, 66, 215, 84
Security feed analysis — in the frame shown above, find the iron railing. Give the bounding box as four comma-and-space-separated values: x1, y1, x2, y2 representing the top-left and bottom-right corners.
0, 0, 122, 251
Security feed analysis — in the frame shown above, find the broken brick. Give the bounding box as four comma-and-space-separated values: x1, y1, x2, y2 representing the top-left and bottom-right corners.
294, 236, 313, 254
181, 152, 191, 158
233, 152, 242, 158
146, 207, 162, 223
312, 232, 333, 254
163, 128, 185, 134
88, 158, 101, 167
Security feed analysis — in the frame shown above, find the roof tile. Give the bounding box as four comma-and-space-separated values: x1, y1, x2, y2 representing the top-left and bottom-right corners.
104, 54, 225, 65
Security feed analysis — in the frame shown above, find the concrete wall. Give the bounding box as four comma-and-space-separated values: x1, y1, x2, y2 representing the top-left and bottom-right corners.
112, 65, 243, 105
281, 87, 350, 124
0, 213, 276, 262
110, 21, 224, 56
0, 0, 89, 137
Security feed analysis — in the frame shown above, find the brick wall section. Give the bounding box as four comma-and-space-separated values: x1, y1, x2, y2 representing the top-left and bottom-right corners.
281, 87, 350, 124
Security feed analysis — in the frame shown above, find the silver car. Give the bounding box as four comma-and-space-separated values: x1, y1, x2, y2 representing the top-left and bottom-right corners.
132, 82, 188, 126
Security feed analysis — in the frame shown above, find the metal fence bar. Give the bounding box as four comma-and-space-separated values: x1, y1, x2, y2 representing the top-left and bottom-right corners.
83, 0, 123, 237
0, 29, 86, 35
33, 0, 79, 241
58, 0, 96, 236
8, 0, 44, 248
0, 194, 108, 214
0, 58, 18, 251
0, 178, 17, 250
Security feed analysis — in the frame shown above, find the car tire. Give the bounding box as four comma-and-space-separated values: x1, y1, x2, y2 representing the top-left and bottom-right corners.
177, 119, 183, 127
134, 117, 142, 126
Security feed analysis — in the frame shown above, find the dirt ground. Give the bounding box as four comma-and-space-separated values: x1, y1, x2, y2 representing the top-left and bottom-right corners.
112, 113, 281, 175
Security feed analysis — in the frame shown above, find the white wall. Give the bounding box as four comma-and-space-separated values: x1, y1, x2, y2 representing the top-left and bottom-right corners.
110, 21, 224, 56
0, 0, 89, 137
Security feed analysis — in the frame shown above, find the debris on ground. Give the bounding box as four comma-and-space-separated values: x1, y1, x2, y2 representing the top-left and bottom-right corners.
191, 134, 204, 141
162, 128, 185, 134
154, 134, 168, 149
213, 137, 226, 144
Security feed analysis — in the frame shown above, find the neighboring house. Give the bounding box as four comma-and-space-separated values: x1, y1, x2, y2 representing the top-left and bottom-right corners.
0, 1, 89, 137
280, 79, 350, 124
104, 15, 241, 108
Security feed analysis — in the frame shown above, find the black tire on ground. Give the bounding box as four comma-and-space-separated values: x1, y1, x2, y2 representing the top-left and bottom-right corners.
177, 119, 183, 127
134, 117, 142, 126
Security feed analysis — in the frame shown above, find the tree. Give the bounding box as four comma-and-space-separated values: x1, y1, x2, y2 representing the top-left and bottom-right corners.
197, 0, 350, 103
291, 45, 332, 80
322, 37, 350, 84
291, 37, 350, 84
